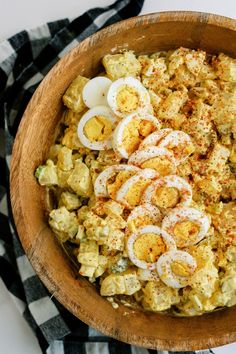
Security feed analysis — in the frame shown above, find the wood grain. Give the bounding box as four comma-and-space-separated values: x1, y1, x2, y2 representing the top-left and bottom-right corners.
10, 12, 236, 351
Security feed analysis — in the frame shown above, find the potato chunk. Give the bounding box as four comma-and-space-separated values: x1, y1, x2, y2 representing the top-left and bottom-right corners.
77, 240, 99, 267
102, 51, 141, 80
59, 191, 81, 211
142, 281, 180, 312
100, 274, 125, 296
216, 53, 236, 82
189, 245, 218, 298
212, 92, 236, 136
57, 146, 73, 171
100, 272, 141, 296
49, 206, 78, 242
158, 89, 188, 120
67, 161, 93, 197
35, 159, 58, 186
62, 125, 83, 150
63, 75, 89, 113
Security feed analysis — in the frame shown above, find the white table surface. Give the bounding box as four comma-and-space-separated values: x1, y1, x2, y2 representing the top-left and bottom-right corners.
1, 1, 236, 353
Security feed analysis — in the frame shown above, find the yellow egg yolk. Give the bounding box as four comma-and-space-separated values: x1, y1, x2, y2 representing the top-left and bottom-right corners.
116, 85, 140, 114
84, 115, 113, 142
173, 221, 200, 248
133, 233, 166, 263
152, 186, 180, 208
107, 170, 136, 200
166, 142, 195, 159
171, 261, 193, 277
141, 156, 174, 176
122, 119, 141, 155
138, 119, 156, 137
125, 179, 152, 208
122, 119, 156, 155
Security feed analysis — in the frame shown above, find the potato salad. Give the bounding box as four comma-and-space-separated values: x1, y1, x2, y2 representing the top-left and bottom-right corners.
35, 48, 236, 316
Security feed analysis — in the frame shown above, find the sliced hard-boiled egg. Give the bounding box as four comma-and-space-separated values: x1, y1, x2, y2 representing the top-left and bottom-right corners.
162, 206, 210, 248
127, 225, 176, 270
107, 170, 139, 200
156, 250, 197, 288
94, 164, 140, 198
82, 77, 112, 108
112, 113, 161, 159
77, 105, 117, 150
107, 77, 151, 117
116, 168, 158, 209
126, 203, 161, 232
128, 146, 176, 176
139, 128, 172, 149
142, 175, 192, 210
158, 130, 195, 164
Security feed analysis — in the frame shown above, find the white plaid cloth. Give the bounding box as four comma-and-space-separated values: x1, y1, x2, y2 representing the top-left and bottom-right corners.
0, 0, 214, 353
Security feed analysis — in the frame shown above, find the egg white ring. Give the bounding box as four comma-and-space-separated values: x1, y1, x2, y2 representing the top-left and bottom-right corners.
127, 225, 176, 270
139, 128, 172, 149
77, 105, 117, 150
116, 169, 158, 209
156, 250, 197, 288
162, 206, 210, 247
126, 203, 161, 233
94, 164, 140, 198
107, 76, 151, 117
127, 203, 161, 223
112, 113, 161, 159
82, 77, 112, 108
142, 175, 192, 207
128, 146, 176, 171
158, 130, 193, 164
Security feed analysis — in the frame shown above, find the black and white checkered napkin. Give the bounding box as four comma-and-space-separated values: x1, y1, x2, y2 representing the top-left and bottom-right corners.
0, 0, 215, 353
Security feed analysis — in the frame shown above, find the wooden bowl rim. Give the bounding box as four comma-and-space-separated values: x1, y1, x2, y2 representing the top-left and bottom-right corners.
10, 11, 236, 351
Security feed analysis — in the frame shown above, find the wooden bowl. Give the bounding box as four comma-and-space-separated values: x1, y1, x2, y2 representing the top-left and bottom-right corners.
10, 11, 236, 351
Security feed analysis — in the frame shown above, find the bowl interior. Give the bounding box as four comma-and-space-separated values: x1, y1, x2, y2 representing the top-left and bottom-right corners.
10, 11, 236, 351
